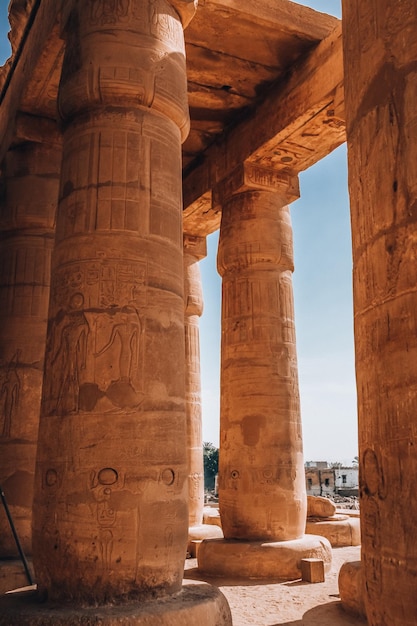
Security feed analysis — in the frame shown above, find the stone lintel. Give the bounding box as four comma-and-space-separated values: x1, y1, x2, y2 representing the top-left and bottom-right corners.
183, 190, 219, 238
199, 0, 338, 40
213, 162, 299, 207
182, 23, 344, 230
183, 233, 207, 260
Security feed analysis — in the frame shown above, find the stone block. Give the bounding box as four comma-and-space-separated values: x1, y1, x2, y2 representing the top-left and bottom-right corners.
300, 558, 325, 583
189, 540, 203, 558
338, 560, 366, 618
307, 495, 337, 518
306, 517, 361, 547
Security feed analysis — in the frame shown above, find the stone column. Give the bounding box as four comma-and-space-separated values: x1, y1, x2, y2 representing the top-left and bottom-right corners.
0, 138, 60, 559
198, 163, 331, 579
183, 234, 222, 554
340, 2, 417, 624
0, 1, 231, 623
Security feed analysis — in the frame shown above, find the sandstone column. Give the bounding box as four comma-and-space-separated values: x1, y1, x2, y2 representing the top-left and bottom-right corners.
198, 164, 331, 579
341, 2, 417, 624
0, 1, 231, 623
183, 234, 222, 554
0, 138, 60, 559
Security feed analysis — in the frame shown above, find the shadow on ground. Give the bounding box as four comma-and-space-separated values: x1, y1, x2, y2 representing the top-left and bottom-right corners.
184, 565, 300, 588
270, 601, 367, 626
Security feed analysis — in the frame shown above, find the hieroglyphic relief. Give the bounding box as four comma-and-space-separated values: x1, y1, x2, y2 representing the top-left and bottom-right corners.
43, 259, 146, 416
44, 293, 90, 416
0, 244, 52, 316
90, 0, 131, 25
360, 447, 386, 618
150, 0, 179, 41
90, 467, 121, 569
59, 129, 152, 238
0, 351, 20, 438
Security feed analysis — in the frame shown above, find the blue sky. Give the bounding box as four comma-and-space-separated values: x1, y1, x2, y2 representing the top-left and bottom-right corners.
0, 1, 356, 463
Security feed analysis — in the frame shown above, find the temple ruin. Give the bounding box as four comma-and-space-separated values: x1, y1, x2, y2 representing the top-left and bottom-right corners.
0, 1, 416, 625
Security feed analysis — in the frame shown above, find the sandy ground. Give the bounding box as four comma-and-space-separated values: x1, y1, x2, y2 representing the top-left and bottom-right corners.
184, 545, 367, 626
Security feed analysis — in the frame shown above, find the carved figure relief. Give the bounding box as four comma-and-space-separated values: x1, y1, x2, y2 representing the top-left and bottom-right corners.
90, 467, 120, 570
44, 257, 146, 415
0, 351, 21, 438
94, 306, 140, 382
93, 305, 144, 409
362, 447, 386, 499
47, 293, 89, 416
189, 472, 201, 502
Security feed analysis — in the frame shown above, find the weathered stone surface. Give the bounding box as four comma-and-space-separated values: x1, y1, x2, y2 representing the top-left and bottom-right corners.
342, 1, 417, 624
198, 535, 332, 580
184, 235, 224, 551
184, 235, 206, 530
0, 581, 233, 625
339, 560, 366, 618
188, 524, 223, 543
0, 138, 60, 558
203, 506, 222, 528
8, 0, 37, 55
307, 495, 337, 518
300, 558, 325, 583
306, 517, 361, 548
32, 0, 191, 607
217, 179, 306, 542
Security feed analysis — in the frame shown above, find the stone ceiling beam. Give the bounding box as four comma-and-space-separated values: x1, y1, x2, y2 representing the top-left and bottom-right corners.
198, 0, 337, 39
183, 23, 345, 236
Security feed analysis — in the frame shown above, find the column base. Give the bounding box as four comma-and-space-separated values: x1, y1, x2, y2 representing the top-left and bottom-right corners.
0, 580, 232, 625
306, 515, 361, 547
338, 560, 366, 618
202, 506, 222, 528
189, 523, 224, 542
188, 524, 224, 556
197, 534, 332, 580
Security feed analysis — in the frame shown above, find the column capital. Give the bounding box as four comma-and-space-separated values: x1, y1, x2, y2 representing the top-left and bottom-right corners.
168, 0, 198, 28
213, 162, 300, 207
183, 233, 207, 261
61, 0, 198, 29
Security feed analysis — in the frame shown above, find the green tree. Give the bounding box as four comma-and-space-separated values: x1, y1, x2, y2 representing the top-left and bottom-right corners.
203, 442, 218, 491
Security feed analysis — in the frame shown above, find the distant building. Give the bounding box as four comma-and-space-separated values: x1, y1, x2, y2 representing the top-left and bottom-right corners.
305, 462, 358, 497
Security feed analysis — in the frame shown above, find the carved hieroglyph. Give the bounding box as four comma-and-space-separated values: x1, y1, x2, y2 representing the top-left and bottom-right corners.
0, 140, 60, 557
32, 0, 191, 604
216, 165, 307, 541
184, 235, 206, 528
342, 1, 417, 624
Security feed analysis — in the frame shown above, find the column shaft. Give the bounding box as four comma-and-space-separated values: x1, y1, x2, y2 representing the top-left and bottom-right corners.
342, 1, 417, 624
184, 236, 205, 528
0, 141, 60, 557
32, 0, 189, 604
217, 188, 306, 541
